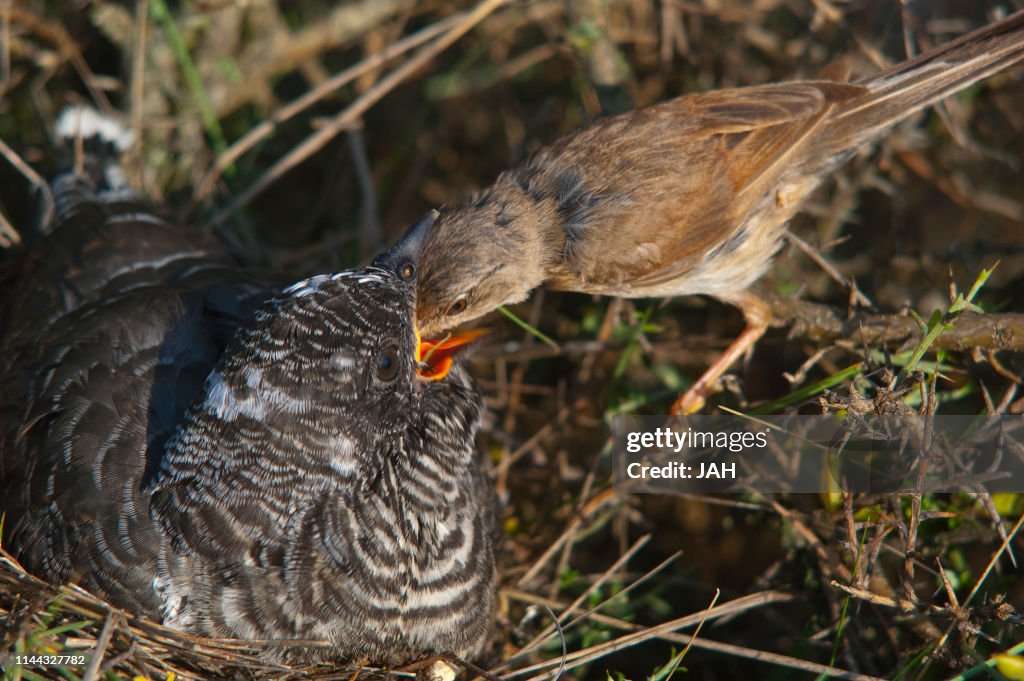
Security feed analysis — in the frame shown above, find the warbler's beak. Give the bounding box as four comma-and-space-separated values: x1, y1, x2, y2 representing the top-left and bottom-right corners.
416, 327, 486, 381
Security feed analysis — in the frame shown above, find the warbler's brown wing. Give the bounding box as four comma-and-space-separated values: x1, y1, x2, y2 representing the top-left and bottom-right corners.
543, 82, 863, 294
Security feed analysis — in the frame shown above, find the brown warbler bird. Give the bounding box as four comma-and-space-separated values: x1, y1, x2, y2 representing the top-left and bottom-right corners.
375, 11, 1024, 414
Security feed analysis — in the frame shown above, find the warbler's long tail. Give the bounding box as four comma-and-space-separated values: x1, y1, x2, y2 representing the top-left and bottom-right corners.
824, 10, 1024, 151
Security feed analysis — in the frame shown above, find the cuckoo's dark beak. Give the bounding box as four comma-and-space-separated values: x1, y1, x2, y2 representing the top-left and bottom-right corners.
375, 209, 479, 380
372, 210, 438, 281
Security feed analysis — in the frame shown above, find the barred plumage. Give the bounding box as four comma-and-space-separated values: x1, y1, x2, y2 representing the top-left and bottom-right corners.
0, 108, 496, 664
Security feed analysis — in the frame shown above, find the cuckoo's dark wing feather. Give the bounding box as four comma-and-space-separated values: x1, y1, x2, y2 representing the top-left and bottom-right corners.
0, 175, 275, 616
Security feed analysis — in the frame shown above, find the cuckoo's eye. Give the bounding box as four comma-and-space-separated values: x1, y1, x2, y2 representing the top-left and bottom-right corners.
448, 298, 467, 316
376, 343, 401, 383
399, 261, 416, 282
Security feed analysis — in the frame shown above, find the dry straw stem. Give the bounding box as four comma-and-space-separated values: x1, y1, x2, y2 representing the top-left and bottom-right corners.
6, 6, 114, 114
0, 136, 49, 244
515, 488, 622, 589
785, 231, 873, 307
503, 534, 656, 661
192, 11, 465, 204
499, 590, 886, 681
1, 0, 11, 87
80, 610, 118, 681
212, 0, 424, 118
205, 0, 510, 228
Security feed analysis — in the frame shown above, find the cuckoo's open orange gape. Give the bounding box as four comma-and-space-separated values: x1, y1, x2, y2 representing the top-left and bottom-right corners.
416, 327, 486, 381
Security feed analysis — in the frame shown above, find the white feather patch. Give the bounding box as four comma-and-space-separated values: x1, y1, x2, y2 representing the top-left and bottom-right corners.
56, 105, 135, 152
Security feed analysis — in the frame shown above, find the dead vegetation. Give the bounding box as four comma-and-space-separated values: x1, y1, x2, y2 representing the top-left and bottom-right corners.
2, 0, 1024, 679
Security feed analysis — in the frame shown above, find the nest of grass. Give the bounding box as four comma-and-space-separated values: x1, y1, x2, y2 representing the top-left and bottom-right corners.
1, 551, 333, 680
3, 0, 1024, 679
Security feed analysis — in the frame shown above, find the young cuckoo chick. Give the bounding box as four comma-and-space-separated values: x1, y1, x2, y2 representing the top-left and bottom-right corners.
1, 108, 496, 665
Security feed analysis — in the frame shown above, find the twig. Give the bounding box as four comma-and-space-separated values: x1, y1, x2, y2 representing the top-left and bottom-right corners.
345, 125, 382, 258
206, 0, 509, 227
516, 488, 619, 588
829, 581, 920, 612
785, 231, 872, 308
926, 512, 1024, 664
0, 136, 51, 235
474, 301, 1024, 370
8, 7, 114, 114
659, 0, 688, 64
213, 0, 421, 118
766, 295, 1024, 352
193, 12, 462, 203
82, 610, 118, 681
1, 0, 11, 88
782, 344, 837, 386
130, 0, 149, 171
501, 591, 883, 681
0, 209, 20, 247
509, 535, 651, 659
557, 551, 681, 642
497, 407, 568, 497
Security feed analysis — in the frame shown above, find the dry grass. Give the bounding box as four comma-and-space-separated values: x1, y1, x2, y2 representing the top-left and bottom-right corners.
2, 0, 1024, 679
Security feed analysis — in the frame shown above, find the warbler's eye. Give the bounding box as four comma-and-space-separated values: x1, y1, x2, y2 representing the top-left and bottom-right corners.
399, 261, 416, 281
376, 343, 400, 382
448, 298, 467, 316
